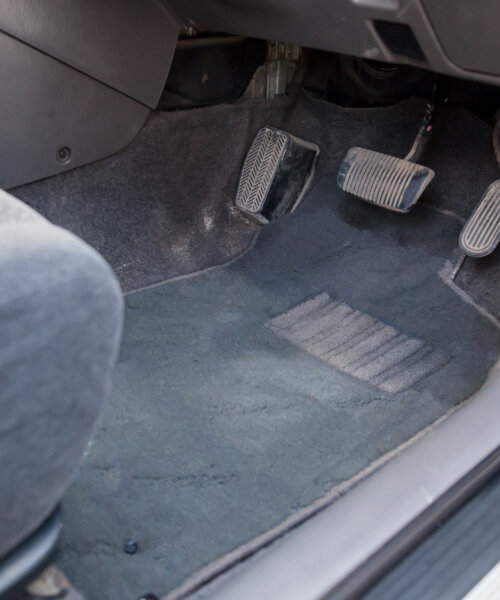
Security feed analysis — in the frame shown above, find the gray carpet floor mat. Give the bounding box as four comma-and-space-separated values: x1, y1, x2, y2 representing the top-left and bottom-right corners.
53, 95, 500, 598
13, 92, 496, 598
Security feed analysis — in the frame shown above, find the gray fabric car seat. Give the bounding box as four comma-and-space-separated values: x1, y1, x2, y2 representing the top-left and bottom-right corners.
0, 189, 123, 560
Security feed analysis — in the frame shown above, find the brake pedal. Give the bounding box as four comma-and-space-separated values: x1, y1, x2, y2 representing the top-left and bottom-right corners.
459, 180, 500, 257
235, 127, 320, 224
337, 102, 435, 213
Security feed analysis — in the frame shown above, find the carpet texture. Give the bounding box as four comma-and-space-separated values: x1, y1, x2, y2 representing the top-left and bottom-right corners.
14, 92, 498, 599
57, 186, 499, 599
12, 93, 500, 298
11, 105, 267, 292
455, 255, 500, 321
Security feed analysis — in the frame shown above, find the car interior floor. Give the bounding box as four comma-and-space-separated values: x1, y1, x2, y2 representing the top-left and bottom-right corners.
12, 89, 500, 600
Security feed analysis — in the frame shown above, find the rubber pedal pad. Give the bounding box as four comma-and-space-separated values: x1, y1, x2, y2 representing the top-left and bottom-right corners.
460, 180, 500, 257
235, 127, 319, 224
337, 147, 435, 213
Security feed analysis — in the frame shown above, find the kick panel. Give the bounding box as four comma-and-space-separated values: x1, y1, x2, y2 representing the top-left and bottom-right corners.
0, 33, 148, 189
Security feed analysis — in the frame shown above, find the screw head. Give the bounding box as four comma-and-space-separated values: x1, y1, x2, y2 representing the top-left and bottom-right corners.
56, 146, 72, 163
124, 538, 139, 554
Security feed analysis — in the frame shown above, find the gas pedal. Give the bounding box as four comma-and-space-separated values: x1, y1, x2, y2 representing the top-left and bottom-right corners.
235, 127, 319, 224
459, 180, 500, 257
337, 100, 435, 213
337, 147, 434, 213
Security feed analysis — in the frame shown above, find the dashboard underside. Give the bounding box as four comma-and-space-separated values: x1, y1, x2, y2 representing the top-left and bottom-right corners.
168, 0, 500, 86
1, 0, 499, 188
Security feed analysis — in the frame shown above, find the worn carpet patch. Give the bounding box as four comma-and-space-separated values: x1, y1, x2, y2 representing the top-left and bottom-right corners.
267, 293, 449, 394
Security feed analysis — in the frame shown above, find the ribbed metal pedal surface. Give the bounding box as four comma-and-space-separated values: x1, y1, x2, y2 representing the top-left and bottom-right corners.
338, 147, 435, 213
236, 127, 289, 217
459, 180, 500, 257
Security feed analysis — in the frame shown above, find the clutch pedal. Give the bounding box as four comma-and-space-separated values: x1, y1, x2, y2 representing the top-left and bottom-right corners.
338, 102, 435, 213
459, 180, 500, 257
235, 127, 320, 224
